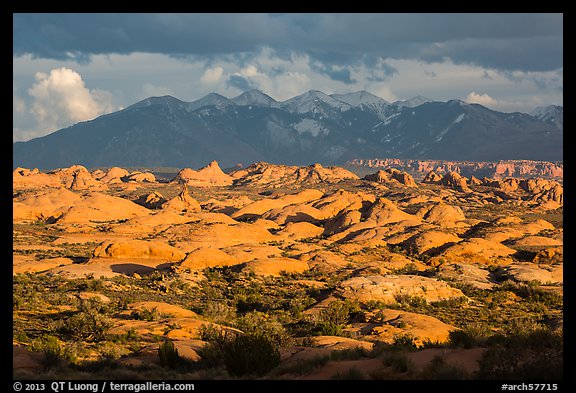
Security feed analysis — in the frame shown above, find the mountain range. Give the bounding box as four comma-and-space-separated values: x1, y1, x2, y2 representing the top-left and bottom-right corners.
13, 90, 563, 170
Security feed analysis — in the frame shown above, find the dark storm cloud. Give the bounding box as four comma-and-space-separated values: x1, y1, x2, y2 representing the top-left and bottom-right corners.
309, 62, 356, 84
14, 13, 562, 72
227, 75, 254, 91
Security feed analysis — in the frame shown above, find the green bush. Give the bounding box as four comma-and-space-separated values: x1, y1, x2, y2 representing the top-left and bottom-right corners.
30, 335, 63, 369
158, 339, 181, 369
330, 367, 365, 380
222, 334, 280, 377
235, 311, 289, 347
198, 324, 281, 376
383, 352, 414, 373
419, 356, 469, 379
393, 334, 418, 349
477, 330, 562, 380
57, 301, 113, 342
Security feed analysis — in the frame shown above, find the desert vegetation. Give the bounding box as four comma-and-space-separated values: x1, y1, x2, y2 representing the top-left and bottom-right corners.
13, 161, 562, 379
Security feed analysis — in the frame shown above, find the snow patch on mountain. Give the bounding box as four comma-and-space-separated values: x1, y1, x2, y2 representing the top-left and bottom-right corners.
293, 119, 330, 137
435, 113, 467, 142
280, 90, 351, 114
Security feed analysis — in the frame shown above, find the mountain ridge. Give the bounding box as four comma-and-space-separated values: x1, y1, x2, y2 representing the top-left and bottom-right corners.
13, 90, 563, 170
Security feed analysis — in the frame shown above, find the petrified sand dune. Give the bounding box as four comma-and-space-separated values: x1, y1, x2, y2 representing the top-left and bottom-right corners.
430, 237, 516, 266
364, 197, 422, 226
416, 202, 466, 227
338, 275, 465, 303
12, 161, 564, 379
52, 192, 151, 224
231, 189, 323, 220
13, 188, 82, 221
161, 184, 202, 213
403, 230, 462, 256
133, 191, 167, 209
168, 222, 276, 250
13, 167, 62, 188
312, 189, 375, 218
364, 168, 417, 187
240, 257, 309, 276
171, 160, 233, 187
437, 263, 496, 290
93, 240, 186, 261
366, 309, 457, 347
502, 262, 563, 284
94, 167, 130, 183
13, 256, 74, 275
177, 248, 239, 271
275, 222, 324, 240
261, 203, 324, 225
231, 162, 358, 187
109, 210, 190, 234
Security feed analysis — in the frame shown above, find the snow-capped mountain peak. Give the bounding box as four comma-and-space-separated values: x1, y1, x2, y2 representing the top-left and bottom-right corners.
279, 90, 352, 114
330, 91, 390, 107
394, 95, 434, 108
531, 105, 563, 130
231, 89, 278, 107
186, 93, 235, 112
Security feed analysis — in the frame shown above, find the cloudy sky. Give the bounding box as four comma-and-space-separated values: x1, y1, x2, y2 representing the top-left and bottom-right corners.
13, 13, 563, 142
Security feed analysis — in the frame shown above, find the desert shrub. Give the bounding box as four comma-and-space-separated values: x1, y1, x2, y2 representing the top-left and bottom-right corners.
98, 342, 130, 360
202, 301, 237, 324
419, 356, 469, 379
383, 352, 414, 373
130, 306, 172, 321
158, 339, 182, 369
394, 294, 427, 307
314, 300, 360, 336
222, 334, 280, 377
477, 329, 562, 380
449, 323, 492, 348
393, 334, 418, 349
198, 324, 281, 376
30, 334, 63, 369
235, 311, 290, 347
330, 367, 365, 380
56, 301, 113, 342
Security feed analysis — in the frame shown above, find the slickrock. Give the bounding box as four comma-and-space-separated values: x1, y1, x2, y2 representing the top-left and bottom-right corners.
437, 263, 496, 290
275, 222, 324, 240
171, 160, 233, 187
231, 162, 358, 187
94, 167, 130, 183
124, 171, 156, 183
502, 262, 563, 284
240, 257, 309, 276
161, 184, 202, 213
231, 189, 324, 220
364, 168, 417, 187
430, 238, 516, 266
93, 240, 186, 261
176, 248, 239, 271
366, 309, 458, 347
416, 202, 466, 227
402, 230, 462, 256
338, 275, 465, 304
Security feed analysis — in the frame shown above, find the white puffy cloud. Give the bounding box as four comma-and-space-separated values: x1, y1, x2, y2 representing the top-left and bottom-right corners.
465, 91, 498, 107
27, 67, 115, 135
200, 66, 224, 84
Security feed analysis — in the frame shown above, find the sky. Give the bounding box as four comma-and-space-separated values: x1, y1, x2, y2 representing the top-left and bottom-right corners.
13, 13, 563, 142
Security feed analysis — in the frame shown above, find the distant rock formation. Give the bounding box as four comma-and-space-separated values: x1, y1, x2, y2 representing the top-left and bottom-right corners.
363, 168, 416, 187
171, 160, 233, 187
348, 158, 563, 180
231, 162, 358, 187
